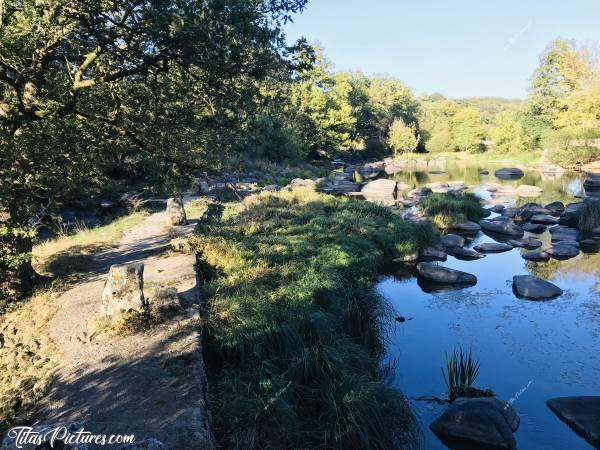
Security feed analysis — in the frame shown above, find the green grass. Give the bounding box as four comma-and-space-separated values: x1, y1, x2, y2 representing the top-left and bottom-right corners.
188, 188, 437, 449
576, 200, 600, 232
418, 192, 488, 229
442, 347, 481, 402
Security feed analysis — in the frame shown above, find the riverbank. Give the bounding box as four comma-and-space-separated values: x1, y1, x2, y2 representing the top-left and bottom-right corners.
188, 187, 437, 449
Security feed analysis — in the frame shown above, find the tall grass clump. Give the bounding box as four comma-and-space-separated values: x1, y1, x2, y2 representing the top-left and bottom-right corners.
189, 188, 437, 449
418, 192, 488, 229
576, 200, 600, 232
442, 347, 481, 401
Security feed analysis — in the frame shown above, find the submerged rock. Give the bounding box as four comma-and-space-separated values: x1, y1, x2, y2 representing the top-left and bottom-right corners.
416, 262, 477, 285
480, 220, 524, 237
522, 251, 550, 262
546, 396, 600, 447
430, 397, 519, 450
474, 242, 513, 253
512, 275, 563, 300
495, 167, 524, 180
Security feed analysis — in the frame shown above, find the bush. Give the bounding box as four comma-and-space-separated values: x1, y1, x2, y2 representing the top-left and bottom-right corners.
244, 114, 308, 163
545, 128, 600, 167
576, 200, 600, 231
189, 188, 436, 449
418, 192, 488, 229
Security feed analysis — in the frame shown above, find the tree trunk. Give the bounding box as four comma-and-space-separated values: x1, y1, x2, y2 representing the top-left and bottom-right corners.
0, 231, 35, 302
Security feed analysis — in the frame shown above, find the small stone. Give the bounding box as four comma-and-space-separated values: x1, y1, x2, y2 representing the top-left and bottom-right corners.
395, 316, 406, 323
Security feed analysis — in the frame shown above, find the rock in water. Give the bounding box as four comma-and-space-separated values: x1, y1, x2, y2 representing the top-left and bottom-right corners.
454, 221, 482, 232
480, 220, 524, 237
416, 262, 477, 285
420, 246, 447, 261
167, 197, 187, 225
522, 223, 547, 234
360, 178, 397, 201
101, 263, 146, 317
545, 201, 565, 216
495, 167, 524, 180
547, 244, 580, 260
530, 214, 559, 225
430, 397, 520, 450
441, 233, 465, 248
546, 396, 600, 447
447, 246, 485, 260
474, 242, 513, 253
512, 275, 563, 300
522, 251, 550, 262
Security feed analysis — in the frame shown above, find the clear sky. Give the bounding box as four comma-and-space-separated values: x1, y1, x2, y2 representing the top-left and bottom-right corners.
285, 0, 600, 99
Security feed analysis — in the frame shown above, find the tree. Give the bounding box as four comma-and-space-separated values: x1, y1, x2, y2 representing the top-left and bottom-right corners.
0, 0, 308, 299
451, 108, 485, 152
420, 99, 458, 153
387, 118, 419, 155
489, 112, 532, 154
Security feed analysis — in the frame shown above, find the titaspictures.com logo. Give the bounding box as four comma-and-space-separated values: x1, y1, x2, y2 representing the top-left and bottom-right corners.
5, 423, 135, 448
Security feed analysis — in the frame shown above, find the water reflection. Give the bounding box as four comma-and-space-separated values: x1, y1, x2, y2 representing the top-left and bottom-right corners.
379, 163, 599, 450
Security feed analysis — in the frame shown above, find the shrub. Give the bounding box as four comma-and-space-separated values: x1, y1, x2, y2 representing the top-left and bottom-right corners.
544, 128, 600, 167
576, 200, 600, 231
418, 192, 488, 229
189, 188, 436, 449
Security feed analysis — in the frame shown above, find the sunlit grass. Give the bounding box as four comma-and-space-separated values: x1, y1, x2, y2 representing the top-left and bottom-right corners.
188, 187, 436, 449
419, 192, 488, 229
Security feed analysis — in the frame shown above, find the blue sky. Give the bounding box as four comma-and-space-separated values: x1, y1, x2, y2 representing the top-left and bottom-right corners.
285, 0, 600, 99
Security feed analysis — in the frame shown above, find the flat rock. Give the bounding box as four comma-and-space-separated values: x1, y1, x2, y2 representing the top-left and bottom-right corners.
522, 223, 547, 234
546, 396, 600, 447
430, 397, 519, 450
547, 244, 580, 260
416, 262, 477, 285
550, 226, 580, 242
495, 167, 524, 179
508, 237, 542, 249
420, 246, 447, 261
480, 220, 524, 237
447, 246, 486, 260
441, 234, 466, 248
513, 275, 563, 300
522, 251, 550, 262
530, 214, 559, 225
454, 221, 482, 232
474, 242, 513, 253
361, 179, 397, 200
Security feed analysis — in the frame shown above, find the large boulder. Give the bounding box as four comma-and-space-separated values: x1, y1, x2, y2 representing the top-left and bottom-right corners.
101, 263, 146, 318
546, 396, 600, 447
441, 234, 466, 248
416, 262, 477, 285
474, 242, 513, 253
430, 397, 519, 450
167, 197, 187, 225
512, 275, 563, 300
480, 220, 524, 237
495, 167, 524, 180
360, 179, 397, 203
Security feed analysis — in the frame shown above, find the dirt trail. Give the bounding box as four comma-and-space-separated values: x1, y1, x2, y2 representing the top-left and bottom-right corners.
33, 196, 213, 449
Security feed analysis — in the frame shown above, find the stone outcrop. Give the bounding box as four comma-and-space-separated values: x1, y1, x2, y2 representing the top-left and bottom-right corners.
512, 275, 563, 300
101, 263, 146, 318
167, 197, 187, 225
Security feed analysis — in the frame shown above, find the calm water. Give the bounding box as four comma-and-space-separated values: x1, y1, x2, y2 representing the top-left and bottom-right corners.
378, 162, 600, 449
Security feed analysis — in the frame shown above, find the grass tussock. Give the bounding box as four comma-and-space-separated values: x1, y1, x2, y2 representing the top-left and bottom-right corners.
576, 200, 600, 232
188, 188, 436, 449
442, 347, 481, 402
418, 192, 488, 229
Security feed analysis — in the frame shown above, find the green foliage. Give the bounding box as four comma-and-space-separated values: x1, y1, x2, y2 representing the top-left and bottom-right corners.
544, 128, 600, 167
442, 347, 481, 401
419, 193, 488, 229
387, 118, 420, 155
489, 111, 533, 154
576, 201, 600, 232
451, 108, 485, 153
244, 114, 307, 162
189, 188, 436, 449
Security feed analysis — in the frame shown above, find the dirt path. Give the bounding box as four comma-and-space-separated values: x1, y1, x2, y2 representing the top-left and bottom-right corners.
32, 196, 213, 449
